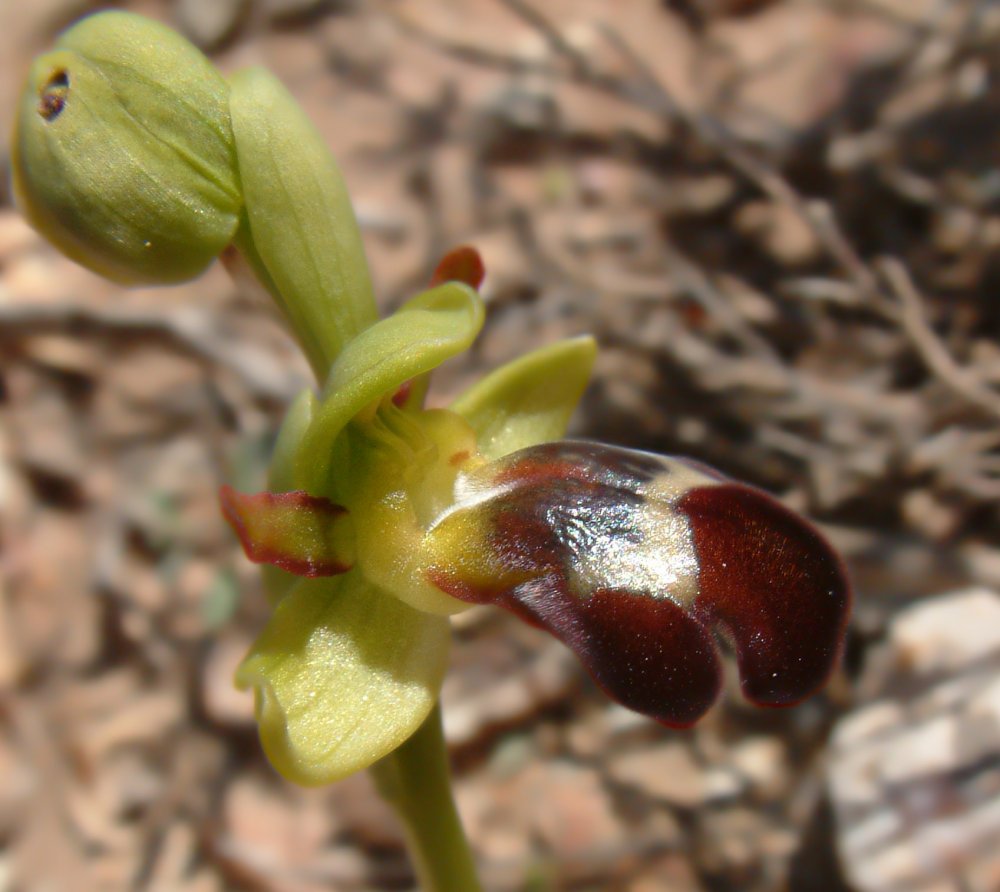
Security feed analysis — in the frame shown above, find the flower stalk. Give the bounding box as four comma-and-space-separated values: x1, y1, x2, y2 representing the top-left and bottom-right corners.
372, 706, 484, 892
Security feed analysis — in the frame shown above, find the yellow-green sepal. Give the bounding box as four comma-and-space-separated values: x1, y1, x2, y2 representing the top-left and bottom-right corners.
451, 336, 597, 458
228, 67, 377, 378
294, 282, 485, 493
235, 573, 450, 786
12, 11, 240, 285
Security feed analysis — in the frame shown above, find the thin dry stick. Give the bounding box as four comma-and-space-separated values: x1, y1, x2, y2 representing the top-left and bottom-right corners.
879, 257, 1000, 421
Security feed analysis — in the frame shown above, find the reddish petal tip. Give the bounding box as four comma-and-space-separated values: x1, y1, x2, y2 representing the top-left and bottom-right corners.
430, 245, 485, 290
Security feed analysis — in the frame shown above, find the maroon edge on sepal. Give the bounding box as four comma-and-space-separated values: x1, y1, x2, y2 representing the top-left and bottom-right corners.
679, 483, 852, 708
219, 485, 352, 578
430, 245, 486, 290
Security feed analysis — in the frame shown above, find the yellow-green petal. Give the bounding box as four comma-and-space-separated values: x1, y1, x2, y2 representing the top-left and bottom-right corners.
451, 336, 597, 459
229, 67, 377, 377
236, 574, 450, 786
295, 282, 485, 493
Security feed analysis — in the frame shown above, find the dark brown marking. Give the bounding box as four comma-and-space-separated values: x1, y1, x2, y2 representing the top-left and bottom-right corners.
431, 566, 721, 727
581, 588, 722, 726
680, 484, 851, 707
38, 69, 69, 121
492, 452, 595, 488
492, 441, 665, 490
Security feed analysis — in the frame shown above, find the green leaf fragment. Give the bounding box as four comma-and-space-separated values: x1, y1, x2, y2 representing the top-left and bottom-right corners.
235, 575, 451, 785
451, 336, 597, 458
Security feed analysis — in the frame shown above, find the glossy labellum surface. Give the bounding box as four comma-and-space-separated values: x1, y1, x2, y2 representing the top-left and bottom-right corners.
425, 441, 851, 726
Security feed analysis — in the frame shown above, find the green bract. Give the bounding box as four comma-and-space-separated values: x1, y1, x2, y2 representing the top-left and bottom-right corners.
229, 67, 377, 374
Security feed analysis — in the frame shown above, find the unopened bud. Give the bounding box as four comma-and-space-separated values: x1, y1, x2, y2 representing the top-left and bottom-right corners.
12, 11, 240, 284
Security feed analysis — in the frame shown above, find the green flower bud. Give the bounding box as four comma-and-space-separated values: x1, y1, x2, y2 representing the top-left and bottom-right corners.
11, 11, 240, 285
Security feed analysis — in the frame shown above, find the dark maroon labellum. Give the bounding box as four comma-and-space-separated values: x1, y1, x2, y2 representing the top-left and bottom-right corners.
429, 441, 851, 727
680, 484, 850, 708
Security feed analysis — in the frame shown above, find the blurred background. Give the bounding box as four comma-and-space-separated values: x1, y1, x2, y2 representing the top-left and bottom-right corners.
2, 0, 1000, 889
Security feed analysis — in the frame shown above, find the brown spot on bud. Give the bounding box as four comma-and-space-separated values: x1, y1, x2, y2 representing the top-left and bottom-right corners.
38, 69, 69, 121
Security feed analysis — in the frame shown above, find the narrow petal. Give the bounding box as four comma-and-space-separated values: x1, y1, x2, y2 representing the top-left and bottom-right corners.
295, 281, 485, 493
220, 486, 353, 577
426, 441, 851, 726
450, 337, 597, 459
236, 574, 451, 785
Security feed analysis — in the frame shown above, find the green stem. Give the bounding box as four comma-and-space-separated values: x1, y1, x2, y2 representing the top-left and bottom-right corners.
371, 704, 484, 892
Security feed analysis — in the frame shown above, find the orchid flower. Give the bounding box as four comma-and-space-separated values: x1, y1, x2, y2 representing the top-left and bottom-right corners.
220, 243, 851, 785
12, 11, 851, 888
